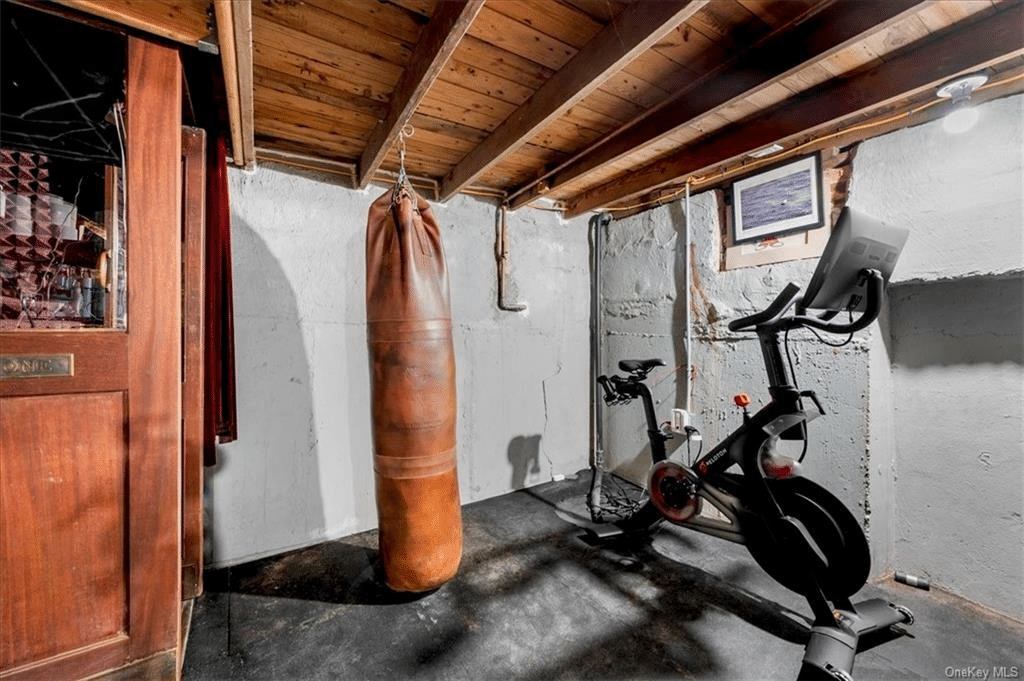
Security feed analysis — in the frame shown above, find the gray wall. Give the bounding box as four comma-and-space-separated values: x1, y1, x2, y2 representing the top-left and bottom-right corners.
852, 94, 1023, 620
887, 276, 1022, 617
208, 167, 591, 566
599, 94, 1023, 620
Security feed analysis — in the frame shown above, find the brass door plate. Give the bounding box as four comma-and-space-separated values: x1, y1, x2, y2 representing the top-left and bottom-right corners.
0, 354, 75, 379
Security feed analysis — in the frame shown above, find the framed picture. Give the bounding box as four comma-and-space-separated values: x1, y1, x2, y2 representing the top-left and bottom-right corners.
731, 152, 824, 244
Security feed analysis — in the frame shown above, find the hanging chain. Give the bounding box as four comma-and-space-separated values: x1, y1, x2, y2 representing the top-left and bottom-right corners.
396, 123, 415, 189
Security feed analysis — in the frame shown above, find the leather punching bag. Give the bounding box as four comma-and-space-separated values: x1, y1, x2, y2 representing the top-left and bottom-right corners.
366, 182, 462, 592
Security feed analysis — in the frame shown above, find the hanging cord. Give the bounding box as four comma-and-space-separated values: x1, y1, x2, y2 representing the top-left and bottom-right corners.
783, 327, 809, 462
782, 307, 854, 463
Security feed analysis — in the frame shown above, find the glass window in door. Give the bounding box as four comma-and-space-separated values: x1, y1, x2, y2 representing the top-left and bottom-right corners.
1, 5, 126, 330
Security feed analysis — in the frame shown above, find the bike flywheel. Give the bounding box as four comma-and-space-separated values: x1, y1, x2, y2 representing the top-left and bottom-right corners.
744, 477, 870, 599
649, 461, 703, 524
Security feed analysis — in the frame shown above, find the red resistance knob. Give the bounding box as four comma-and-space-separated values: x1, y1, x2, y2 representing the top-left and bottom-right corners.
734, 393, 751, 408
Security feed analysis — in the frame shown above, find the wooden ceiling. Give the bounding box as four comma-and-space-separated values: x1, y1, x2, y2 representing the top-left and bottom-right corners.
49, 0, 1024, 217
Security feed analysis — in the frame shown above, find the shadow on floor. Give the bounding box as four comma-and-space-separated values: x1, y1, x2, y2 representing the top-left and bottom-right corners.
188, 475, 820, 681
205, 540, 428, 606
185, 474, 1024, 681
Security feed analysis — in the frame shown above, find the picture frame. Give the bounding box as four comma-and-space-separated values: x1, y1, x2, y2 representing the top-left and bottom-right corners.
731, 152, 824, 244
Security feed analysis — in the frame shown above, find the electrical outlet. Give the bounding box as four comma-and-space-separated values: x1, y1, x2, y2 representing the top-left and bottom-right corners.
671, 408, 690, 433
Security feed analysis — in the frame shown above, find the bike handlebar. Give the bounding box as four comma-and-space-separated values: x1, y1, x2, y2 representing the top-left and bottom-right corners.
789, 269, 884, 334
728, 269, 886, 336
728, 283, 802, 332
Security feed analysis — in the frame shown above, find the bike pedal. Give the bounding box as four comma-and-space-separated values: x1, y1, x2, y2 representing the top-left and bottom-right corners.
585, 524, 626, 540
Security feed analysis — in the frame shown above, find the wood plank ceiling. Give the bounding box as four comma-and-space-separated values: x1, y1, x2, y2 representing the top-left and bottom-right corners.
52, 0, 1024, 218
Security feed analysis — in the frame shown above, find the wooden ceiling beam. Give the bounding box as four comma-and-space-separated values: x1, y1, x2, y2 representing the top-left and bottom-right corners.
215, 0, 255, 168
616, 60, 1024, 215
508, 0, 929, 210
437, 0, 709, 202
51, 0, 211, 46
356, 0, 484, 188
564, 2, 1024, 218
234, 1, 255, 169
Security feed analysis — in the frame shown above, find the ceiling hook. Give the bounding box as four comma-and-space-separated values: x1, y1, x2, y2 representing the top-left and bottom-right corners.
396, 123, 415, 188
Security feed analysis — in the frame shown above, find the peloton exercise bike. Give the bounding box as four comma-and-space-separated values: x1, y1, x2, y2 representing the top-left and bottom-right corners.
593, 207, 913, 681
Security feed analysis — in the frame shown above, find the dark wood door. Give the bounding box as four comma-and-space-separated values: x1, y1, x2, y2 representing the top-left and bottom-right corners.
1, 38, 183, 681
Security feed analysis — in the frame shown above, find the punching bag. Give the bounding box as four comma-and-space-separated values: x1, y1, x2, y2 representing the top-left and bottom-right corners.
366, 181, 462, 592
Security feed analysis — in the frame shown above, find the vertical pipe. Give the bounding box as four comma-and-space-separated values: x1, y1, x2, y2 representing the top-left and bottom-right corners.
684, 181, 693, 412
496, 204, 526, 312
589, 212, 611, 518
591, 213, 603, 466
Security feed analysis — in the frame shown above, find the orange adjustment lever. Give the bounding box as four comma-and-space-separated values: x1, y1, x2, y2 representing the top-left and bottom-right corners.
734, 393, 751, 408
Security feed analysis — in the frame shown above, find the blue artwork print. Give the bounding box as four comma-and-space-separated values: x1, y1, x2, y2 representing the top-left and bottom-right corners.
739, 168, 813, 232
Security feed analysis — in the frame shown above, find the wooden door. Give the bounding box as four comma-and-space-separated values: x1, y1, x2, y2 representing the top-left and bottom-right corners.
1, 38, 182, 681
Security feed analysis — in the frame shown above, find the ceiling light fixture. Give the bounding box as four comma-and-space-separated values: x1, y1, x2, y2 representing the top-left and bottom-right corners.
937, 73, 988, 134
748, 143, 784, 159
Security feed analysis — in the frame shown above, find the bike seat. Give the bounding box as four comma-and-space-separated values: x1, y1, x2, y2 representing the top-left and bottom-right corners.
618, 358, 665, 374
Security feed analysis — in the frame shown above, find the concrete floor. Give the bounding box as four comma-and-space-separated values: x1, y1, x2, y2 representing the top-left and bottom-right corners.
183, 474, 1023, 681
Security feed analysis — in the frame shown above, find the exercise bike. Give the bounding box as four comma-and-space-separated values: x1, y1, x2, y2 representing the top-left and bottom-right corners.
591, 208, 913, 680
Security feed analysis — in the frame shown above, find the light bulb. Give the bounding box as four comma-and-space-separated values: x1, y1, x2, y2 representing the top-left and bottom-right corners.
936, 74, 987, 135
942, 105, 979, 134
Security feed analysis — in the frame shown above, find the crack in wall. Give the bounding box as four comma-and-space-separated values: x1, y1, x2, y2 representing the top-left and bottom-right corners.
540, 360, 562, 476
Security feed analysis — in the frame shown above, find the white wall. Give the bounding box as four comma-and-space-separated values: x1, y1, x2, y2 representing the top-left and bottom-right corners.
851, 95, 1023, 284
852, 94, 1023, 620
207, 166, 591, 566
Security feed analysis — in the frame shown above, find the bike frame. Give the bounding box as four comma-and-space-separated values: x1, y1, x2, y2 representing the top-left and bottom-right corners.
602, 270, 886, 619
621, 329, 823, 545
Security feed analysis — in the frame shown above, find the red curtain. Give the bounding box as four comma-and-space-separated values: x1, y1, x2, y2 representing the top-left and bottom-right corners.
203, 134, 237, 465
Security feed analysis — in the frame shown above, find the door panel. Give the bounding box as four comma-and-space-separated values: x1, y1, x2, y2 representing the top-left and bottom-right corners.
0, 333, 128, 397
0, 392, 128, 668
0, 36, 182, 681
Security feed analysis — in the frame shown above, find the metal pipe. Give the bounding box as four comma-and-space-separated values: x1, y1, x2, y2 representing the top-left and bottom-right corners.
496, 204, 526, 312
684, 181, 693, 412
588, 212, 611, 518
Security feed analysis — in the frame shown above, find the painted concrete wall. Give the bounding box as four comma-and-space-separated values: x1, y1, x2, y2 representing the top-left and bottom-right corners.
600, 196, 872, 521
851, 95, 1023, 284
851, 94, 1023, 620
887, 277, 1022, 618
208, 165, 590, 566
